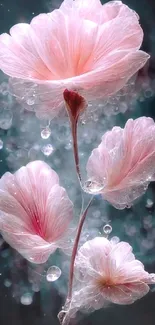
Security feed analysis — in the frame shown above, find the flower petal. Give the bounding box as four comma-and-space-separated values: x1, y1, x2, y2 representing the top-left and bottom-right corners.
44, 184, 73, 243
0, 211, 56, 263
0, 32, 52, 80
102, 282, 149, 304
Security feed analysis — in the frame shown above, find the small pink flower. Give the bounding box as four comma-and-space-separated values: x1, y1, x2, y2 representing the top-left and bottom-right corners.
70, 237, 155, 314
0, 161, 73, 263
86, 117, 155, 209
0, 0, 149, 119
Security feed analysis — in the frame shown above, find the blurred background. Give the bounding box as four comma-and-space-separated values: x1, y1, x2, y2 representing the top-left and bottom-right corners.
0, 0, 155, 324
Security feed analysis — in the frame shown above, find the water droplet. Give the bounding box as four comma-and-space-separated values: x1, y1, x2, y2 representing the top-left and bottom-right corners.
4, 279, 12, 287
20, 293, 33, 305
0, 139, 3, 149
84, 180, 104, 194
41, 144, 54, 156
92, 210, 101, 218
46, 266, 61, 282
103, 224, 112, 235
65, 141, 72, 150
110, 236, 120, 244
41, 127, 51, 139
150, 273, 155, 282
27, 97, 35, 106
146, 199, 154, 209
144, 89, 153, 98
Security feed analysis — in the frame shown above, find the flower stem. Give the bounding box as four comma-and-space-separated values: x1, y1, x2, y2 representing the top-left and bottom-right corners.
67, 196, 94, 301
70, 117, 82, 184
58, 196, 93, 325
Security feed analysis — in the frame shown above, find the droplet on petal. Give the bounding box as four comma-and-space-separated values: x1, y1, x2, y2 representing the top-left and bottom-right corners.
46, 266, 62, 282
84, 180, 104, 194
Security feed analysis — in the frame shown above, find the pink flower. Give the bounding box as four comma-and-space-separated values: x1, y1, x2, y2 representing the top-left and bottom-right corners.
0, 161, 73, 263
86, 117, 155, 209
69, 237, 155, 315
0, 0, 149, 119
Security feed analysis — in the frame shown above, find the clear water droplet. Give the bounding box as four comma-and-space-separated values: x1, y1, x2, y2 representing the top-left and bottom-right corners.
20, 293, 33, 305
146, 199, 154, 209
84, 180, 104, 194
0, 139, 3, 149
41, 127, 51, 139
103, 224, 112, 235
46, 266, 61, 282
110, 236, 120, 244
41, 144, 54, 156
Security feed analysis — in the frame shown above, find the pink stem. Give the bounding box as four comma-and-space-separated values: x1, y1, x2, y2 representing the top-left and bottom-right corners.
70, 116, 82, 184
67, 196, 94, 301
57, 197, 93, 324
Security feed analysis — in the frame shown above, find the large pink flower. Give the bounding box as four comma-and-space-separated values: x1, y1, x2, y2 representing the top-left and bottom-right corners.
0, 0, 149, 119
0, 161, 73, 263
69, 237, 155, 315
86, 117, 155, 209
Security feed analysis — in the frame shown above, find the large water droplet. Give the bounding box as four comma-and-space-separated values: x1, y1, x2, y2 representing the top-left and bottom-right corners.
41, 144, 54, 156
84, 180, 104, 194
41, 127, 51, 139
20, 293, 33, 305
46, 266, 61, 282
103, 224, 112, 235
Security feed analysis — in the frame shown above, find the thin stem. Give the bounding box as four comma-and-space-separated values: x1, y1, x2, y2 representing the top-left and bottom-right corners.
58, 197, 94, 324
70, 117, 82, 184
67, 196, 94, 302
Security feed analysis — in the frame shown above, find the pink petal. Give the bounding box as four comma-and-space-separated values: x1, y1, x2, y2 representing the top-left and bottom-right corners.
60, 0, 102, 23
9, 78, 65, 120
0, 212, 56, 263
44, 184, 73, 243
0, 161, 73, 263
87, 117, 155, 208
78, 50, 149, 100
0, 161, 59, 224
102, 1, 138, 23
30, 10, 99, 79
102, 282, 149, 304
0, 33, 52, 80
